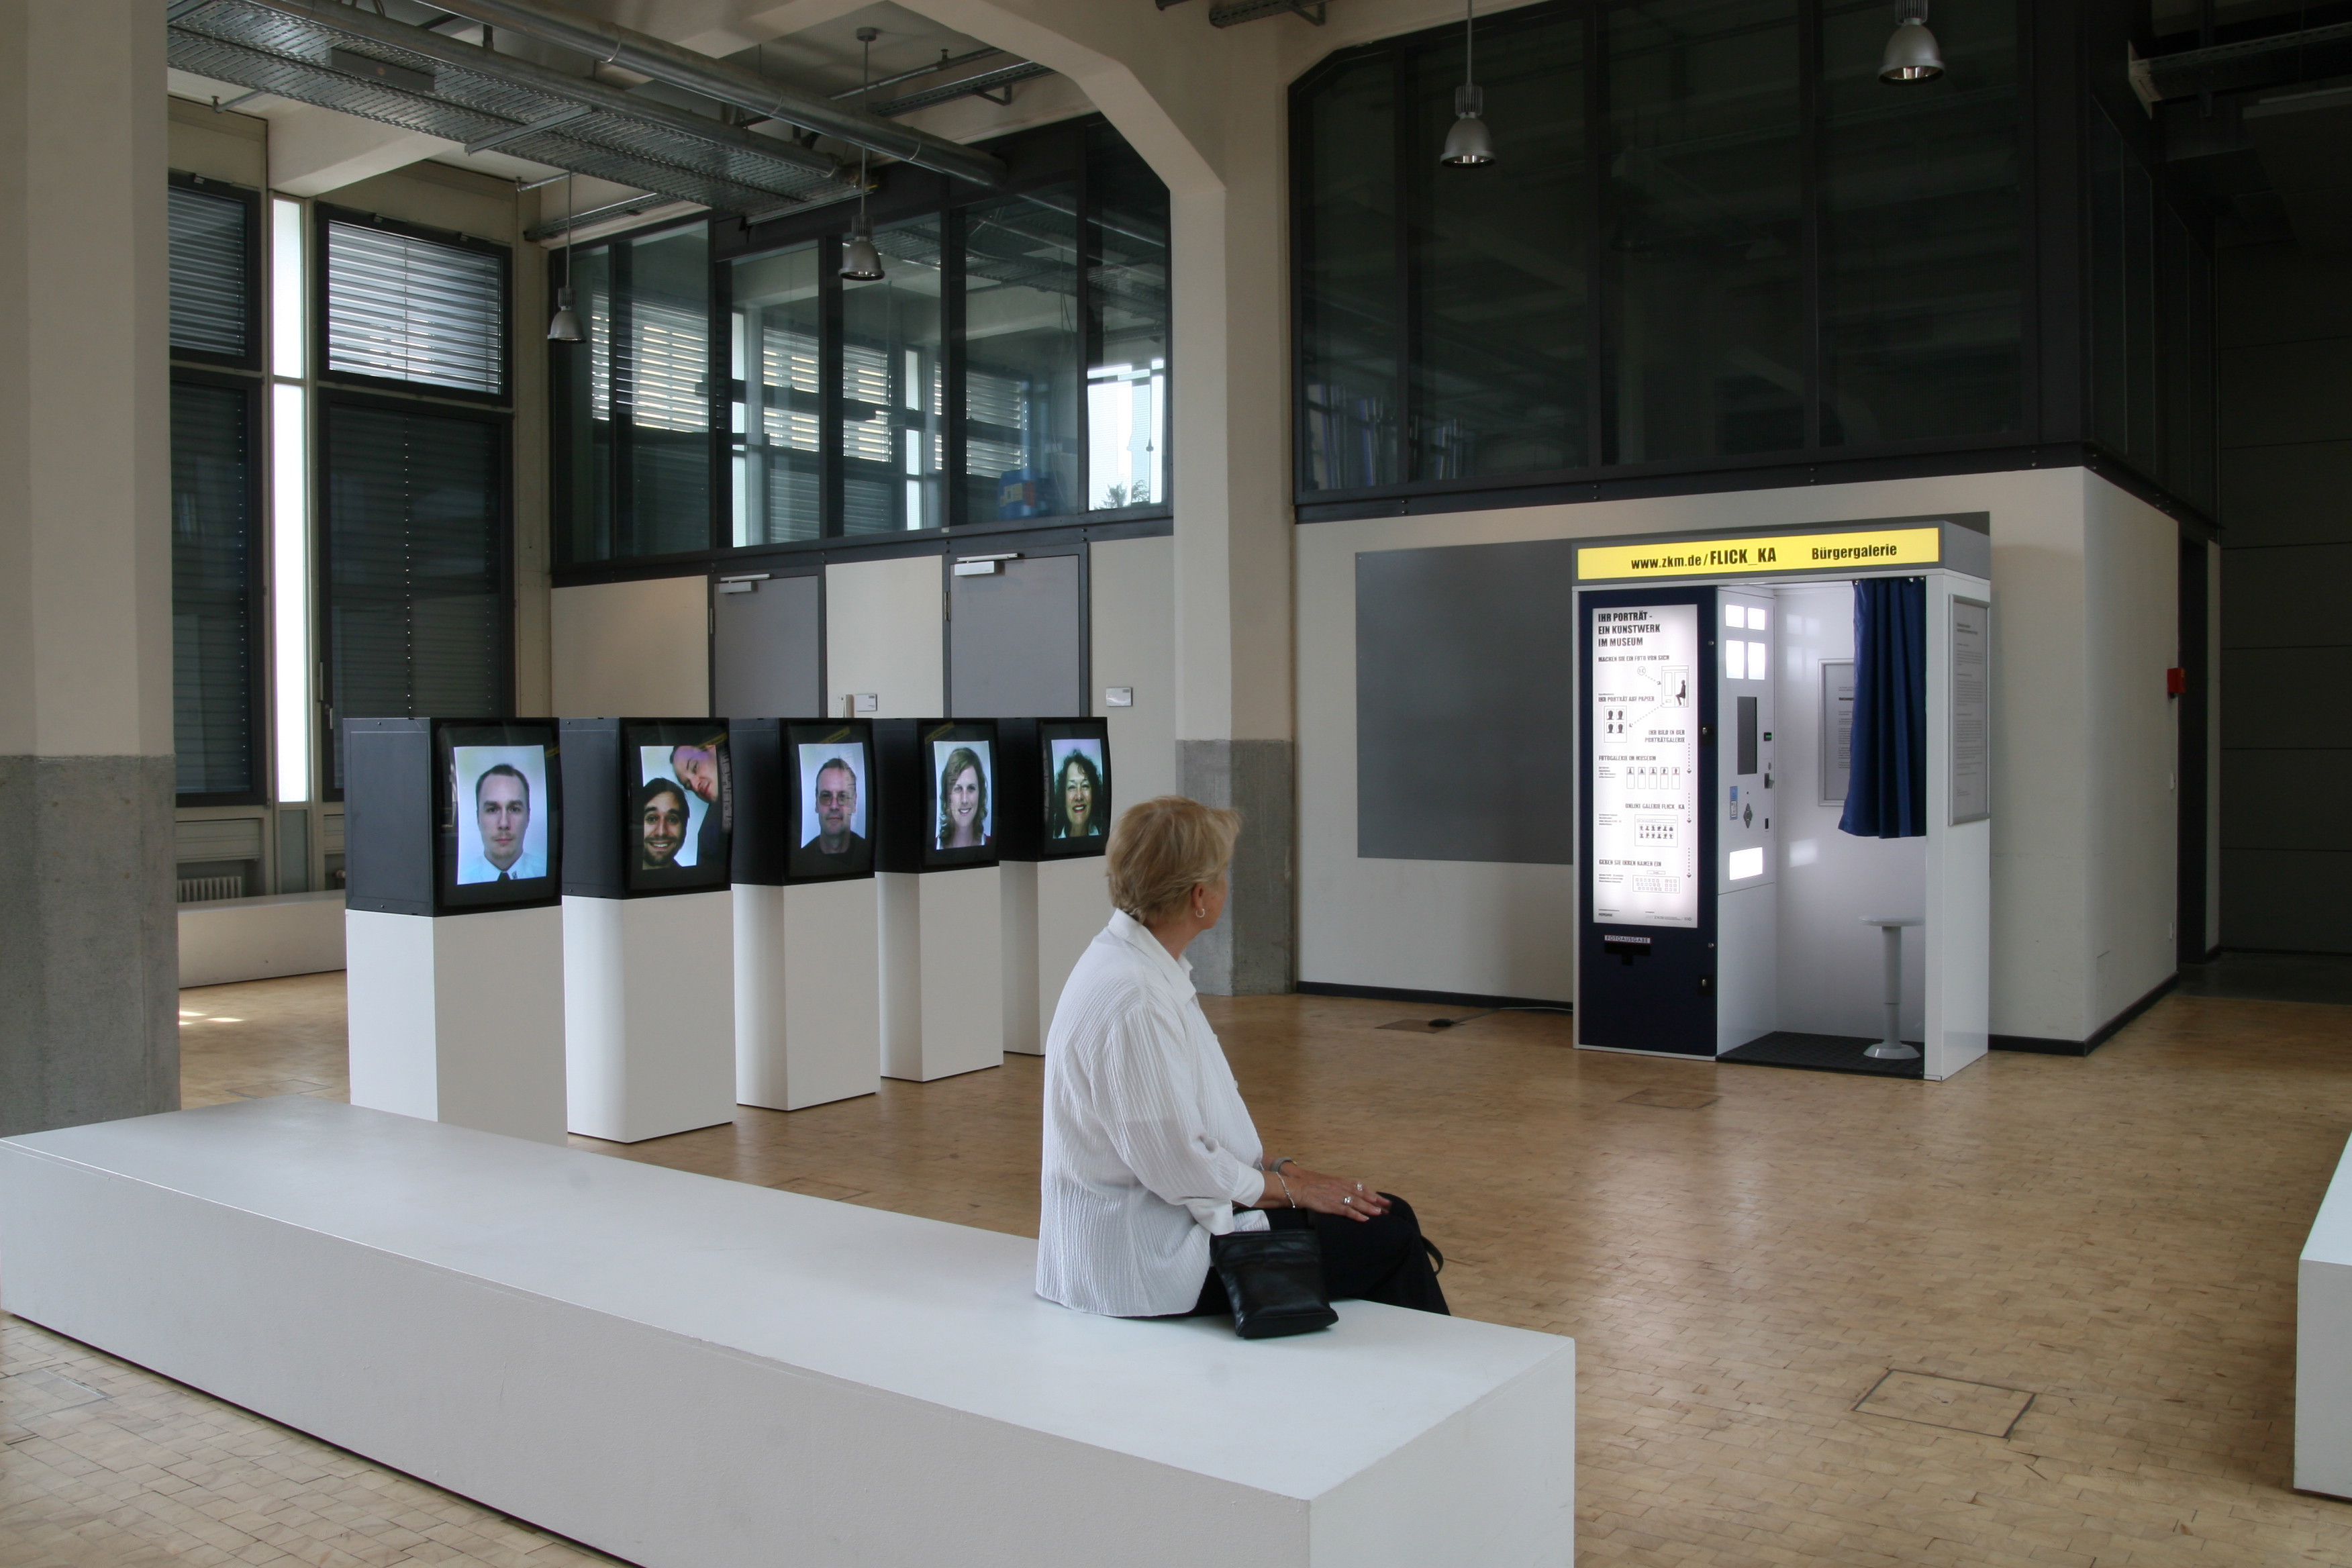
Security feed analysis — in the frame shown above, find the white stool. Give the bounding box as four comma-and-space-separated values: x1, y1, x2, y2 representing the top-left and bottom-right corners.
1860, 916, 1924, 1061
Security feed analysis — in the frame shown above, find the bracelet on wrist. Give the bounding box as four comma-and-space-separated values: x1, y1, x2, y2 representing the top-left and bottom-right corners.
1273, 1169, 1297, 1208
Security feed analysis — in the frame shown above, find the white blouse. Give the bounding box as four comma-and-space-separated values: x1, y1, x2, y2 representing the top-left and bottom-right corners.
1036, 911, 1271, 1317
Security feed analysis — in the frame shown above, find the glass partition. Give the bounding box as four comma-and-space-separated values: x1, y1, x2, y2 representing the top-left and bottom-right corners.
963, 187, 1082, 524
729, 242, 822, 546
842, 217, 946, 534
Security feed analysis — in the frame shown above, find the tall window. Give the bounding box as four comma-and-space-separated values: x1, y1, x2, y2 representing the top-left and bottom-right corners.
556, 224, 712, 561
322, 401, 508, 789
1087, 124, 1171, 509
844, 217, 946, 534
170, 378, 262, 801
168, 177, 260, 369
314, 206, 513, 791
320, 210, 509, 400
729, 242, 823, 546
1293, 0, 2041, 505
564, 115, 1173, 565
963, 189, 1080, 524
1818, 0, 2020, 444
169, 174, 264, 806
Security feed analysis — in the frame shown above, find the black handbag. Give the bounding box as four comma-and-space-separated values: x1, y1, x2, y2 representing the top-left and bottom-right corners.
1210, 1228, 1337, 1339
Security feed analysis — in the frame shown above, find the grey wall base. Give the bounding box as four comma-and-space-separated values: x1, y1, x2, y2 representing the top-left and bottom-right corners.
0, 754, 179, 1135
1177, 739, 1294, 997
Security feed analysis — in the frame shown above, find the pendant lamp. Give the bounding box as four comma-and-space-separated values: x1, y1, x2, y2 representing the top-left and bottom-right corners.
1440, 0, 1493, 166
547, 171, 584, 341
840, 27, 885, 281
1879, 0, 1944, 83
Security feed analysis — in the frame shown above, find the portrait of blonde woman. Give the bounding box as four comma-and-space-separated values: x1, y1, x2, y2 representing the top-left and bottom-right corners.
1036, 795, 1447, 1319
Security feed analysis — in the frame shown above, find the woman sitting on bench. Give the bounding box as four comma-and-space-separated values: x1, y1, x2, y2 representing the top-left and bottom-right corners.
1035, 795, 1448, 1321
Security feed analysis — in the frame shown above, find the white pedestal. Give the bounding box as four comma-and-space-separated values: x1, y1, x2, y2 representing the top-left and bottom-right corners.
734, 879, 881, 1112
877, 867, 1004, 1083
0, 1097, 1577, 1568
999, 861, 1040, 1057
1035, 857, 1111, 1052
562, 892, 737, 1142
2300, 1132, 2352, 1498
346, 907, 565, 1144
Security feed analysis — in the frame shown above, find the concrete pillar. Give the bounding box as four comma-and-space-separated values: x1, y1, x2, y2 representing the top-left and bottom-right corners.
0, 0, 180, 1134
1167, 46, 1295, 996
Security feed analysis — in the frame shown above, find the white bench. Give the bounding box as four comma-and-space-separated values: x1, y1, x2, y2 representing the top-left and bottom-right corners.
2301, 1132, 2352, 1498
0, 1098, 1575, 1567
177, 889, 346, 987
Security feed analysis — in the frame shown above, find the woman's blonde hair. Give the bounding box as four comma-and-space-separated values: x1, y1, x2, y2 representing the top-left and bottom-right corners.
1106, 796, 1241, 923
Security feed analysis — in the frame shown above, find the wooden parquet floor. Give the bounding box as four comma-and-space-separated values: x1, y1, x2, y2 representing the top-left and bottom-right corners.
5, 975, 2352, 1567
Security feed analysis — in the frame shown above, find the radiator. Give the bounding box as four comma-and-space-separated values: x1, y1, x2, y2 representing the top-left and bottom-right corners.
177, 875, 245, 905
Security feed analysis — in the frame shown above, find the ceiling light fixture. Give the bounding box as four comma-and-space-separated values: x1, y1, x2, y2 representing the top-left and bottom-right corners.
546, 170, 584, 341
1879, 0, 1944, 83
841, 26, 885, 281
1440, 0, 1493, 166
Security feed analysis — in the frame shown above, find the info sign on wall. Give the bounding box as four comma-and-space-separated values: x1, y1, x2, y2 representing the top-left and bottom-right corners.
1590, 603, 1700, 928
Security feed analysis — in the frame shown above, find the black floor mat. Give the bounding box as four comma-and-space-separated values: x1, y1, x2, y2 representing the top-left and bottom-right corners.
1719, 1030, 1925, 1079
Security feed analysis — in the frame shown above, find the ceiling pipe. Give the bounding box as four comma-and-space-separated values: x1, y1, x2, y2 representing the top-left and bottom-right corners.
423, 0, 1009, 187
234, 0, 846, 183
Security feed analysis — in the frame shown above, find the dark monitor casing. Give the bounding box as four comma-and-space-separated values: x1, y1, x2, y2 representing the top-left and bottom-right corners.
874, 718, 1001, 872
344, 717, 563, 917
560, 718, 734, 899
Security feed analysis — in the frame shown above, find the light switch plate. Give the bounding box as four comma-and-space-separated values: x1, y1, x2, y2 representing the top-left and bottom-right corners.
1104, 687, 1134, 708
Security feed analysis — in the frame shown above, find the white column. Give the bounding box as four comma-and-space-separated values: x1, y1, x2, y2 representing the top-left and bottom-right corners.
0, 0, 178, 1133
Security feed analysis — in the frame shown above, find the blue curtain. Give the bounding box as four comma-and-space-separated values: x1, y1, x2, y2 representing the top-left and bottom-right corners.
1839, 577, 1928, 838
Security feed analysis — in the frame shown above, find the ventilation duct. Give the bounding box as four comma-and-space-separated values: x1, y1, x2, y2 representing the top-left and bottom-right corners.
168, 0, 863, 218
422, 0, 1009, 188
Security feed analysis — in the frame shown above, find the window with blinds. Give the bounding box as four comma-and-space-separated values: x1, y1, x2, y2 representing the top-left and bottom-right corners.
170, 379, 261, 800
322, 211, 509, 399
322, 399, 507, 791
168, 180, 256, 366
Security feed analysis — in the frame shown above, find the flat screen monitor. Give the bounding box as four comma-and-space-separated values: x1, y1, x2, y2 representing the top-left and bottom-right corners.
787, 721, 875, 883
1038, 719, 1112, 859
622, 720, 732, 894
436, 721, 561, 912
922, 720, 999, 870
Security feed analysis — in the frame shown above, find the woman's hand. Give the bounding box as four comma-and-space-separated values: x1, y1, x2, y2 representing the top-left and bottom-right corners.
1257, 1163, 1390, 1222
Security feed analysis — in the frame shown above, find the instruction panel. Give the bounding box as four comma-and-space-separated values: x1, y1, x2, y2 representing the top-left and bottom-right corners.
1591, 603, 1699, 928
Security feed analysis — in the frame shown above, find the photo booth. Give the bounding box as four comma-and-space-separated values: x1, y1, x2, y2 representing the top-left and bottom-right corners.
1575, 517, 1992, 1081
729, 718, 882, 1112
872, 719, 1005, 1082
997, 718, 1114, 1055
342, 718, 567, 1143
558, 718, 738, 1141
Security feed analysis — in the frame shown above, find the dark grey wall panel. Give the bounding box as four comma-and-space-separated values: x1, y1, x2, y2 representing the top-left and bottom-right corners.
712, 573, 821, 719
2218, 440, 2352, 547
2219, 340, 2352, 448
949, 554, 1083, 718
2216, 240, 2352, 951
2218, 243, 2352, 348
2222, 848, 2352, 952
2221, 750, 2352, 851
2221, 646, 2352, 747
2218, 543, 2352, 648
1355, 538, 1577, 864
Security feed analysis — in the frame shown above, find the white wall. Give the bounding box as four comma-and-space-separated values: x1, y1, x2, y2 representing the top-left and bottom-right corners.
1296, 467, 2182, 1041
1091, 536, 1177, 805
550, 577, 709, 716
2085, 476, 2182, 1026
826, 556, 943, 719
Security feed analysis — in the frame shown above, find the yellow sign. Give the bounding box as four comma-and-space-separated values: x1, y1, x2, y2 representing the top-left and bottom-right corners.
1577, 526, 1943, 581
